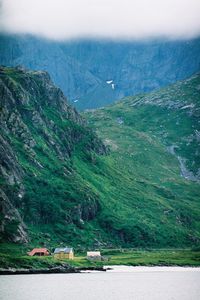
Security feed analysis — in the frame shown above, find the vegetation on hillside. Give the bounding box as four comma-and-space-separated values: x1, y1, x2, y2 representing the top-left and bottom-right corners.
84, 73, 200, 248
0, 67, 200, 254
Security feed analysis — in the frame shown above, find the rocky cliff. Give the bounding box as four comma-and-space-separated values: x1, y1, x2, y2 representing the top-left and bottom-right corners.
0, 66, 106, 244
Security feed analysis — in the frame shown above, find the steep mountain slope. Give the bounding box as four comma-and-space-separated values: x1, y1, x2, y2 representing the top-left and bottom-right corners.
0, 67, 200, 249
0, 66, 108, 247
85, 73, 200, 247
1, 34, 200, 109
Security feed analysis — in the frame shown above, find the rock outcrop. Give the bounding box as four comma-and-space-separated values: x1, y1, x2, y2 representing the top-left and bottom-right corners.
0, 66, 107, 243
0, 189, 28, 243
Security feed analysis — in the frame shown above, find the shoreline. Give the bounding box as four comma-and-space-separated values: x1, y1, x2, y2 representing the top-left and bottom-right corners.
1, 265, 200, 275
0, 266, 106, 275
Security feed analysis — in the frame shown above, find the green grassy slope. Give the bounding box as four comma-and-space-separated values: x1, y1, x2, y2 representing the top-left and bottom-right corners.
84, 73, 200, 248
0, 67, 199, 252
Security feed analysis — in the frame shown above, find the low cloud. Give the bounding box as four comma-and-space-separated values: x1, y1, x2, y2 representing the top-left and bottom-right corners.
1, 0, 200, 40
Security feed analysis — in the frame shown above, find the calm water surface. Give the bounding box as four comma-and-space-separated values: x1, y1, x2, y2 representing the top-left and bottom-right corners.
1, 267, 200, 300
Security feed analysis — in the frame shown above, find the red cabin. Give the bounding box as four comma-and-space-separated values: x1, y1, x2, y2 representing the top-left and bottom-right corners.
28, 248, 49, 256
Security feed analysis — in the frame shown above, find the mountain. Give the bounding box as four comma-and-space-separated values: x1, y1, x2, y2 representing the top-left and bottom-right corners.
0, 66, 107, 247
0, 35, 101, 104
1, 34, 200, 110
0, 67, 200, 249
85, 73, 200, 247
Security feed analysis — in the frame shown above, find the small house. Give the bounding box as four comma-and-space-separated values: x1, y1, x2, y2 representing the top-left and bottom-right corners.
54, 247, 74, 260
28, 248, 49, 256
87, 251, 102, 261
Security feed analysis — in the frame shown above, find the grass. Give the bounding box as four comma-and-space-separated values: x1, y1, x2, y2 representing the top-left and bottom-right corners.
66, 249, 200, 267
103, 249, 200, 267
83, 73, 200, 248
0, 243, 200, 269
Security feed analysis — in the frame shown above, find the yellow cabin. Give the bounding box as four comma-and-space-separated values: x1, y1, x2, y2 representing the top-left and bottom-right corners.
54, 247, 74, 260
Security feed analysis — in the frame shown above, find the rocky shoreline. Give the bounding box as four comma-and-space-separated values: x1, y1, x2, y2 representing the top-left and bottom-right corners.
0, 266, 107, 275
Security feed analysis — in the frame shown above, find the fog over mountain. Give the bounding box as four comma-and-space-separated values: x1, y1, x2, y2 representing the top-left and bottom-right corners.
1, 0, 200, 109
1, 0, 200, 40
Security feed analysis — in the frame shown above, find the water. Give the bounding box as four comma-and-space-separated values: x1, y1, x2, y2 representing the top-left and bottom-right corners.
1, 267, 200, 300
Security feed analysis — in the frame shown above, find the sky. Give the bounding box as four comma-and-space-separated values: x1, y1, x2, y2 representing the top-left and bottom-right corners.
0, 0, 200, 40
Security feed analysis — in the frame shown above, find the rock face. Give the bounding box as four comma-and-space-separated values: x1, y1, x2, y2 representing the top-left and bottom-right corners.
0, 34, 200, 109
0, 66, 107, 243
0, 190, 28, 243
0, 115, 26, 242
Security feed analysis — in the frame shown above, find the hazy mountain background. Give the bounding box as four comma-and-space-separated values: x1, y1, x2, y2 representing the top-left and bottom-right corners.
0, 34, 200, 109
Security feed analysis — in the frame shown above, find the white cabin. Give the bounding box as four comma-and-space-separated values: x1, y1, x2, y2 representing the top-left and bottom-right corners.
87, 251, 102, 260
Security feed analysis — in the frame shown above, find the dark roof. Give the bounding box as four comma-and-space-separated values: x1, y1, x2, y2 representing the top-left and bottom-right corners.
54, 247, 73, 254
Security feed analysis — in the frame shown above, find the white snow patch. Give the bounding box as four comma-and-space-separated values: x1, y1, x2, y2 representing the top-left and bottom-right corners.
106, 80, 113, 84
